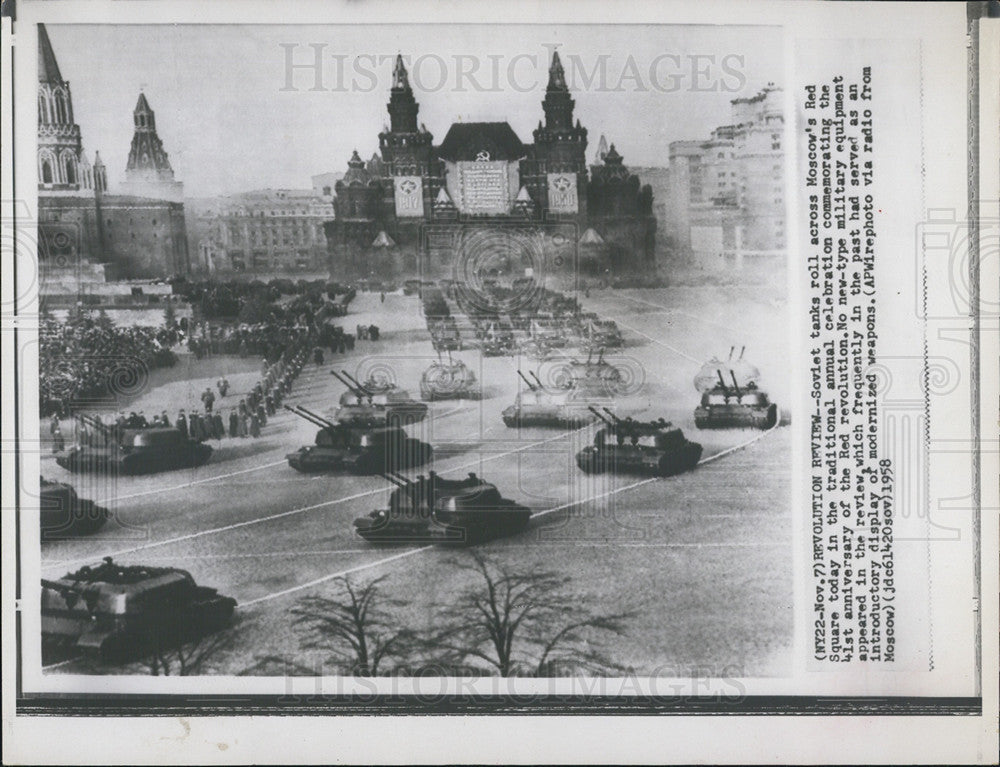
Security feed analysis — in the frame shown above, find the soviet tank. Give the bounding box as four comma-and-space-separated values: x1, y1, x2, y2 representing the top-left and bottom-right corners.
576, 407, 703, 477
284, 405, 432, 474
420, 355, 478, 401
353, 471, 532, 545
559, 349, 625, 396
331, 370, 428, 427
501, 370, 600, 428
55, 416, 213, 475
580, 319, 624, 350
41, 556, 236, 661
40, 477, 109, 539
693, 347, 777, 429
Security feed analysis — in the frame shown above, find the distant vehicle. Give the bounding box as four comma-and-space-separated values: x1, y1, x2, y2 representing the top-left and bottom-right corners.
40, 478, 108, 539
576, 406, 703, 477
501, 370, 601, 428
693, 348, 777, 429
284, 405, 432, 474
354, 471, 532, 545
420, 356, 478, 401
41, 557, 236, 661
559, 349, 625, 396
331, 370, 428, 427
55, 417, 213, 475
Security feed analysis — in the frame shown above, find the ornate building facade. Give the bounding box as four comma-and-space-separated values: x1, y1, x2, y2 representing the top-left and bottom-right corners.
325, 53, 656, 279
37, 24, 190, 282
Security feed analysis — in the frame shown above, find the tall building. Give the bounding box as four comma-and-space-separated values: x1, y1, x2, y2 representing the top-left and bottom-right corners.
325, 53, 656, 279
194, 189, 330, 274
36, 24, 190, 281
665, 84, 785, 268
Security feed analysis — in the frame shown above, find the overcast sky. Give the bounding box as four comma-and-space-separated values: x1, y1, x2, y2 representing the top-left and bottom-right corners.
46, 24, 783, 197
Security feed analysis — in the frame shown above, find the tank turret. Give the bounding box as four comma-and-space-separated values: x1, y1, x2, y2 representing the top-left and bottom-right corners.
354, 471, 531, 545
284, 404, 432, 474
332, 370, 428, 426
501, 369, 600, 428
693, 348, 777, 429
575, 406, 702, 476
420, 354, 478, 401
41, 557, 236, 662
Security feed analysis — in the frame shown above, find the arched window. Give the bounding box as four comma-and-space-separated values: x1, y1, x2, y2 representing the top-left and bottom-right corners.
55, 92, 67, 123
41, 158, 53, 184
65, 160, 76, 185
38, 93, 49, 124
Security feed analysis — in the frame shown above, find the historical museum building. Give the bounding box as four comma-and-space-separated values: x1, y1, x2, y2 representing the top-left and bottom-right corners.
325, 53, 656, 278
37, 24, 190, 281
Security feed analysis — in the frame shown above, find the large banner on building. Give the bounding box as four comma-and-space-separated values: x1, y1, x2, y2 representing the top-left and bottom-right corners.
456, 160, 511, 215
547, 172, 578, 213
393, 176, 424, 218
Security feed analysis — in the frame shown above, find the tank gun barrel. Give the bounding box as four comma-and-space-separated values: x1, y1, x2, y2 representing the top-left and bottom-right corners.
330, 370, 364, 396
387, 470, 413, 486
529, 371, 546, 390
79, 413, 110, 433
738, 345, 745, 360
601, 406, 623, 424
284, 404, 322, 426
380, 472, 408, 488
341, 370, 372, 395
729, 371, 743, 398
588, 405, 613, 424
716, 369, 730, 394
517, 370, 537, 391
728, 346, 735, 361
296, 405, 338, 429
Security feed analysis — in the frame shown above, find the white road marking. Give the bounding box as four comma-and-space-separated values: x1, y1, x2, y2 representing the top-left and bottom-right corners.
93, 458, 289, 504
43, 426, 592, 573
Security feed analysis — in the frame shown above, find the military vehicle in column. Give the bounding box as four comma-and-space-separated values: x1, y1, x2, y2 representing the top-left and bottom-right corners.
576, 407, 703, 477
420, 354, 478, 401
331, 370, 428, 427
55, 415, 213, 475
284, 405, 432, 474
693, 347, 778, 430
40, 478, 109, 539
501, 370, 598, 428
41, 556, 237, 661
558, 349, 625, 396
353, 471, 532, 545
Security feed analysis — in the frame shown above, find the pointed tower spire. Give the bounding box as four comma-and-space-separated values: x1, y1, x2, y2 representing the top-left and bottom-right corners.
37, 24, 64, 83
595, 134, 609, 163
392, 54, 411, 91
547, 50, 567, 91
122, 91, 184, 201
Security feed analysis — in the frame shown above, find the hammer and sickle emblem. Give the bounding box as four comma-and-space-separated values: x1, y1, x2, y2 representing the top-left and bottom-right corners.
475, 150, 491, 162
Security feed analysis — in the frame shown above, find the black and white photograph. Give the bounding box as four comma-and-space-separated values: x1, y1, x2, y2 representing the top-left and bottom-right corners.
3, 1, 996, 764
32, 21, 791, 680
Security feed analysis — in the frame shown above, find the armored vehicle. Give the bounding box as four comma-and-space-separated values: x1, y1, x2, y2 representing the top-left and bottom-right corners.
694, 369, 778, 430
284, 405, 432, 474
581, 319, 624, 350
331, 370, 428, 427
576, 407, 703, 477
55, 416, 213, 475
41, 556, 236, 661
354, 471, 532, 545
501, 370, 600, 428
40, 478, 109, 539
563, 349, 624, 394
420, 356, 478, 401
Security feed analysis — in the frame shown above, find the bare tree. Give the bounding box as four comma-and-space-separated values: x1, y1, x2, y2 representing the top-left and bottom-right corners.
130, 629, 236, 676
430, 551, 631, 677
290, 574, 420, 676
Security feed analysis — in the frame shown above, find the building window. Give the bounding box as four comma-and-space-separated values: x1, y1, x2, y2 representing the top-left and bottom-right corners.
323, 186, 331, 196
41, 159, 53, 184
152, 219, 157, 226
772, 142, 781, 150
65, 160, 76, 185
